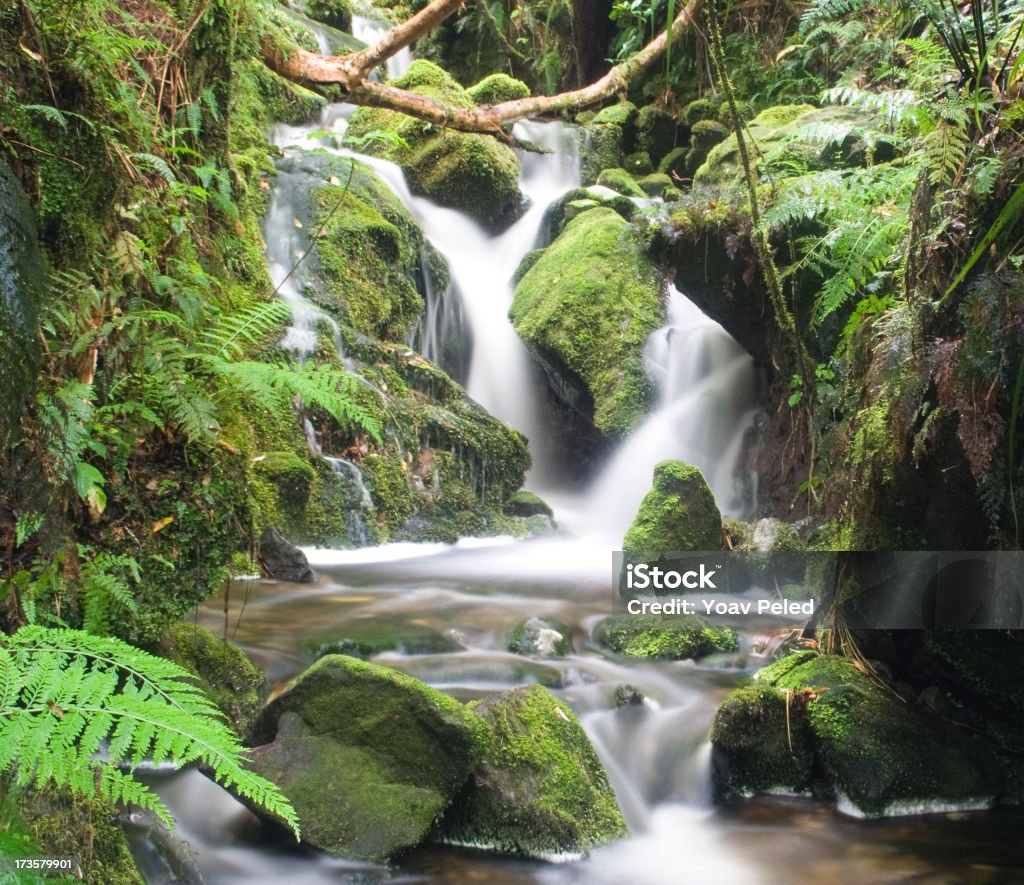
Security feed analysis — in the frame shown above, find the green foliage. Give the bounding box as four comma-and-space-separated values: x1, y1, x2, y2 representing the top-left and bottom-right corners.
0, 625, 299, 837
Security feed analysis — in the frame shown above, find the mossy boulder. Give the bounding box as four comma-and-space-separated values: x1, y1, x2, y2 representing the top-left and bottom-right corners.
593, 102, 638, 127
345, 61, 522, 230
441, 684, 627, 858
683, 98, 720, 126
503, 490, 553, 518
539, 186, 637, 243
467, 73, 531, 105
710, 682, 815, 800
623, 151, 653, 176
636, 105, 679, 164
301, 619, 462, 659
511, 207, 664, 437
155, 623, 265, 737
595, 167, 646, 198
692, 104, 880, 195
507, 617, 573, 657
593, 614, 738, 660
307, 155, 428, 340
710, 652, 1002, 815
622, 461, 723, 552
637, 172, 674, 197
578, 103, 637, 186
685, 119, 729, 176
247, 655, 491, 861
251, 451, 316, 533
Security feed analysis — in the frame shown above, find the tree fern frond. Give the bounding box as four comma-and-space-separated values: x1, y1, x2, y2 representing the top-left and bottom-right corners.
201, 301, 291, 359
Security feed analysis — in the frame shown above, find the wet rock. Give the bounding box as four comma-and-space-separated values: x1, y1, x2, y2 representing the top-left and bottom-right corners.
685, 120, 729, 176
257, 525, 316, 583
511, 206, 664, 438
246, 655, 490, 861
507, 617, 573, 657
503, 490, 553, 518
710, 652, 1002, 815
595, 167, 646, 198
636, 172, 674, 197
441, 684, 627, 859
153, 623, 265, 737
622, 460, 723, 553
594, 614, 738, 660
301, 619, 462, 660
636, 105, 680, 165
613, 684, 645, 707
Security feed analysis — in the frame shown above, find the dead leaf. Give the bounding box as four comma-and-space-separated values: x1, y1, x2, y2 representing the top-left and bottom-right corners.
152, 516, 174, 533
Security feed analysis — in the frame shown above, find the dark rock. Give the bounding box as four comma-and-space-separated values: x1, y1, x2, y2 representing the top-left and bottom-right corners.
258, 525, 316, 583
507, 617, 573, 657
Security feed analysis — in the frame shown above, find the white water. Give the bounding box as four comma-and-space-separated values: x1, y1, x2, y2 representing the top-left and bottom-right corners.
351, 15, 413, 80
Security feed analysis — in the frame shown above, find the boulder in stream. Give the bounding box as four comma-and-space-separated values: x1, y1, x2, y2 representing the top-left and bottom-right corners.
257, 525, 316, 583
154, 622, 265, 737
594, 613, 738, 660
507, 617, 573, 657
710, 651, 1002, 815
441, 684, 628, 859
245, 654, 490, 861
623, 460, 723, 553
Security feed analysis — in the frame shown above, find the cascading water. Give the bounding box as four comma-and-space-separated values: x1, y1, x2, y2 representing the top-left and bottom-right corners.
139, 29, 1024, 885
575, 286, 759, 539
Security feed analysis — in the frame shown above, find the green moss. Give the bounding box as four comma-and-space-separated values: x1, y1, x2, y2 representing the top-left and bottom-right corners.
636, 172, 674, 197
578, 123, 625, 185
442, 685, 627, 858
622, 460, 723, 552
252, 451, 316, 532
300, 0, 353, 30
683, 98, 720, 126
467, 73, 531, 105
710, 683, 814, 801
636, 105, 679, 164
753, 653, 999, 814
593, 614, 738, 660
154, 622, 265, 737
310, 156, 425, 340
593, 102, 637, 126
623, 151, 653, 175
503, 490, 553, 517
345, 62, 521, 229
247, 655, 490, 860
511, 207, 664, 437
595, 167, 646, 198
685, 120, 730, 176
302, 620, 461, 659
4, 786, 142, 885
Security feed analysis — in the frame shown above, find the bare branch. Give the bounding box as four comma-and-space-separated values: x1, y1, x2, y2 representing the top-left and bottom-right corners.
262, 0, 703, 134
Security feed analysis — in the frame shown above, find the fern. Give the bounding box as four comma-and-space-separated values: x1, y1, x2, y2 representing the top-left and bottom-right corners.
202, 301, 292, 359
0, 625, 300, 837
130, 152, 178, 186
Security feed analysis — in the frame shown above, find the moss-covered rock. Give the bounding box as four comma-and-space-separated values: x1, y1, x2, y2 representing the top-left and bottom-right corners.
539, 186, 638, 243
710, 652, 1003, 815
683, 98, 720, 126
593, 102, 638, 127
595, 167, 646, 198
636, 172, 674, 197
251, 451, 316, 535
154, 622, 265, 737
507, 617, 573, 657
503, 490, 553, 518
636, 105, 679, 164
441, 685, 627, 858
345, 61, 522, 230
692, 104, 880, 196
710, 682, 815, 800
623, 461, 723, 552
308, 155, 427, 340
299, 0, 352, 31
623, 151, 653, 176
467, 73, 531, 105
247, 655, 491, 861
685, 119, 730, 176
301, 619, 462, 659
593, 613, 738, 660
511, 207, 664, 437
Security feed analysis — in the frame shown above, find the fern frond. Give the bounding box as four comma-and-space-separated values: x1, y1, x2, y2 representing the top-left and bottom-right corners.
130, 152, 178, 186
201, 301, 291, 359
0, 626, 300, 838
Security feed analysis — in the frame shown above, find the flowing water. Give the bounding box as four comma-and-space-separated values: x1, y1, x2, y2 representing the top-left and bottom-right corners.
147, 49, 1024, 885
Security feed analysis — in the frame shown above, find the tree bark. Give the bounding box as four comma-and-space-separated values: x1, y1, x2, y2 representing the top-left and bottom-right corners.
262, 0, 703, 135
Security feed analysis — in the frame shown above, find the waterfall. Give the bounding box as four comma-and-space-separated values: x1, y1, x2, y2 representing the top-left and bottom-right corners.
577, 287, 759, 539
351, 15, 413, 79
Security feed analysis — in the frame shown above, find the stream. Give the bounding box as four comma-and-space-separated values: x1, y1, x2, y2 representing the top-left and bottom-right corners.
144, 22, 1024, 884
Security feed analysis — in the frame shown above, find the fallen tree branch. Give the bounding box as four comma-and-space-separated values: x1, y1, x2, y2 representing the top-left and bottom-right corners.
261, 0, 704, 134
